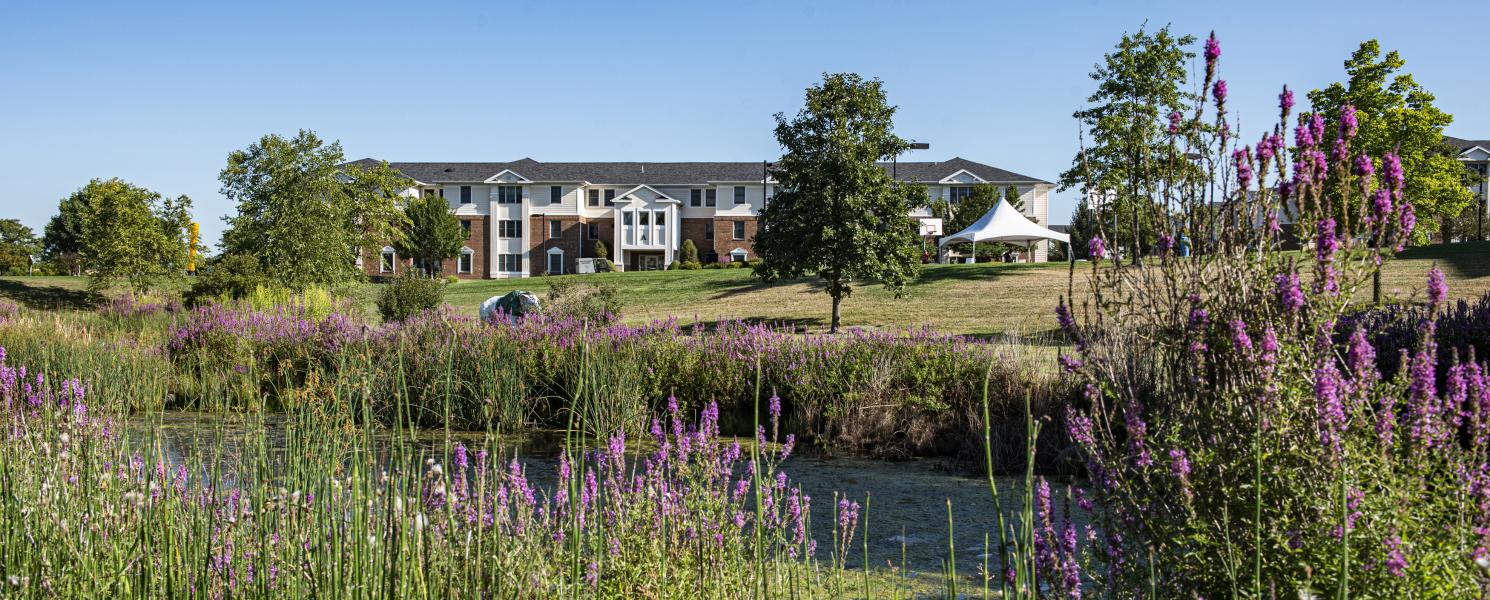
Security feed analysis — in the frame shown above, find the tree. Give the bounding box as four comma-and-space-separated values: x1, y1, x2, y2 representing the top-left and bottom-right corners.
679, 239, 700, 264
397, 194, 466, 276
219, 131, 410, 290
0, 219, 40, 275
1307, 40, 1472, 242
73, 178, 191, 291
754, 73, 922, 333
1059, 25, 1197, 265
1069, 197, 1101, 260
42, 190, 92, 275
1004, 185, 1025, 214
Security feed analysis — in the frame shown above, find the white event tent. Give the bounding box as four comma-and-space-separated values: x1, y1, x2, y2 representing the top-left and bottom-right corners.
937, 198, 1071, 262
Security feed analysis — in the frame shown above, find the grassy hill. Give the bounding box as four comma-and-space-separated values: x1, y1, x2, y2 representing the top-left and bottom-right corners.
4, 241, 1486, 336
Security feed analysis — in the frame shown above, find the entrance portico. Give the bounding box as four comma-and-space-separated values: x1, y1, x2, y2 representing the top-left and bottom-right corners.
611, 185, 680, 271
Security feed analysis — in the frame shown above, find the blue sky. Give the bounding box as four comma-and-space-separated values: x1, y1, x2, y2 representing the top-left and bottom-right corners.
2, 0, 1485, 246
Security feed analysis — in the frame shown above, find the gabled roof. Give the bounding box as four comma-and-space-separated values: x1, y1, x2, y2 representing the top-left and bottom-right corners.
1445, 136, 1490, 157
344, 156, 1051, 185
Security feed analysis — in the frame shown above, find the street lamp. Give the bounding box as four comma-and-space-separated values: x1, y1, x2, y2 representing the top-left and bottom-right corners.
893, 141, 931, 180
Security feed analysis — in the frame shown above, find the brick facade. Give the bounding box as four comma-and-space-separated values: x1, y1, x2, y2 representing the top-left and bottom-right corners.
711, 216, 757, 262
528, 215, 585, 276
441, 216, 488, 279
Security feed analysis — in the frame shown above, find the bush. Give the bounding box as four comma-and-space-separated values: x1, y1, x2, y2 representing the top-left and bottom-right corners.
680, 261, 702, 270
445, 275, 460, 284
183, 254, 267, 307
680, 239, 700, 264
592, 240, 609, 260
668, 260, 681, 270
724, 261, 742, 269
375, 273, 445, 323
545, 278, 621, 323
703, 262, 723, 269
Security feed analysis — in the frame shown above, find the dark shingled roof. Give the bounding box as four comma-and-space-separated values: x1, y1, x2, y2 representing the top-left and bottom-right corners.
1446, 136, 1490, 155
347, 156, 1049, 185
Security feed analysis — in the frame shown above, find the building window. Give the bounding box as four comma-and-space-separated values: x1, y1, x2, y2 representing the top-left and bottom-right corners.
379, 247, 396, 273
638, 211, 650, 244
732, 221, 746, 240
604, 189, 616, 207
460, 220, 471, 236
438, 188, 446, 199
734, 186, 746, 205
497, 186, 521, 205
497, 254, 521, 272
547, 249, 564, 275
458, 248, 473, 274
705, 189, 716, 207
549, 220, 562, 239
622, 211, 634, 245
460, 186, 472, 204
705, 226, 714, 241
587, 223, 598, 240
691, 189, 702, 207
498, 220, 521, 238
588, 189, 600, 207
654, 210, 665, 245
550, 186, 562, 205
730, 249, 748, 264
949, 186, 974, 204
422, 188, 436, 198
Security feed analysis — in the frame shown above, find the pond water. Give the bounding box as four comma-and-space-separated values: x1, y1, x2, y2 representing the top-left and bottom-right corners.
126, 411, 1088, 576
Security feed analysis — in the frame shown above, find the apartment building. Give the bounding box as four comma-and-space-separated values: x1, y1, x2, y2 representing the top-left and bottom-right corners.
1447, 136, 1489, 237
348, 157, 1053, 279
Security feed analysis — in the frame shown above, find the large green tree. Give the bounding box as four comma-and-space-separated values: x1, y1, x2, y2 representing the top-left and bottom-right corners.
72, 178, 192, 291
42, 190, 92, 275
754, 73, 922, 333
0, 219, 40, 275
1068, 198, 1101, 260
219, 131, 410, 290
396, 193, 466, 276
1307, 40, 1472, 242
1059, 25, 1196, 265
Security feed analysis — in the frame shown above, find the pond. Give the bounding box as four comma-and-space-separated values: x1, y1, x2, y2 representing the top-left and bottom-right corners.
126, 411, 1089, 577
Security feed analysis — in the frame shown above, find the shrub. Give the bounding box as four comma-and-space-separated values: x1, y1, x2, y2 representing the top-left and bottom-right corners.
183, 253, 267, 307
680, 261, 702, 270
724, 261, 742, 269
680, 239, 700, 263
703, 262, 723, 270
375, 273, 445, 323
445, 275, 459, 284
545, 278, 621, 323
668, 260, 681, 270
592, 240, 609, 260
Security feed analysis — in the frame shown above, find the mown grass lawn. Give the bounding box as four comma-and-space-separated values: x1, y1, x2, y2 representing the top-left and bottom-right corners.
3, 241, 1485, 336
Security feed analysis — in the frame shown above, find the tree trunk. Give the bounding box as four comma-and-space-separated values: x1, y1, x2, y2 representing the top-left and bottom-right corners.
829, 293, 842, 334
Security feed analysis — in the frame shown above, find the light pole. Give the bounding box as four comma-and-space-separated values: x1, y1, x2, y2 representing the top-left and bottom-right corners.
893, 141, 931, 180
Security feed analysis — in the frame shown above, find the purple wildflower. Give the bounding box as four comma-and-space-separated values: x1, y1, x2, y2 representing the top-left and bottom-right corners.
1427, 266, 1447, 309
1212, 80, 1228, 109
1203, 33, 1220, 70
1279, 85, 1294, 119
1339, 105, 1358, 139
1088, 237, 1107, 260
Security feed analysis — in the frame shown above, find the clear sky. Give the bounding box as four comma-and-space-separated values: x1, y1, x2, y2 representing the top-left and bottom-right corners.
2, 0, 1484, 246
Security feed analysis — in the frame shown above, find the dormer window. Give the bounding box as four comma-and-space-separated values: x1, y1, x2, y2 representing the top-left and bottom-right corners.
949, 186, 974, 204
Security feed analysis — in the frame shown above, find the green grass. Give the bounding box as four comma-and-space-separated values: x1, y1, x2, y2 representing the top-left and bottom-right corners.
5, 240, 1487, 336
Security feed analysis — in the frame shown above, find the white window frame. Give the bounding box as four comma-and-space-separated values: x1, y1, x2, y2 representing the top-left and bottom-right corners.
497, 253, 521, 273
458, 247, 474, 274
496, 185, 522, 205
732, 221, 746, 240
730, 249, 748, 264
498, 220, 522, 238
549, 220, 562, 240
734, 186, 747, 205
379, 246, 396, 273
546, 247, 565, 275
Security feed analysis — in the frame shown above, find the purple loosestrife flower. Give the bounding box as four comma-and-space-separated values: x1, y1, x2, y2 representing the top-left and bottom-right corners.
1427, 266, 1447, 309
1383, 151, 1404, 193
1316, 218, 1338, 262
1168, 111, 1182, 135
1269, 269, 1305, 312
1169, 448, 1193, 501
1230, 319, 1253, 356
1372, 189, 1393, 223
1315, 360, 1347, 456
1384, 536, 1408, 576
1354, 154, 1374, 178
1234, 147, 1253, 190
1279, 85, 1294, 119
1398, 203, 1416, 251
1339, 105, 1358, 139
1212, 80, 1228, 110
1203, 33, 1220, 70
1088, 237, 1107, 260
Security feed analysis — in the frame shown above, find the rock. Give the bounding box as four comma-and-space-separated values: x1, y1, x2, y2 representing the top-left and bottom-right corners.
480, 292, 542, 324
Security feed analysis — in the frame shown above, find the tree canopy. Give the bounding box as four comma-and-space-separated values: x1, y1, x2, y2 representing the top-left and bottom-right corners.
69, 178, 192, 291
396, 193, 466, 276
1059, 25, 1197, 264
0, 219, 40, 275
219, 131, 411, 290
1307, 40, 1472, 242
753, 73, 922, 333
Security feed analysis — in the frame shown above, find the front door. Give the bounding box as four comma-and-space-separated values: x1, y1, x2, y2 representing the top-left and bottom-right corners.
547, 253, 564, 275
639, 254, 663, 271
